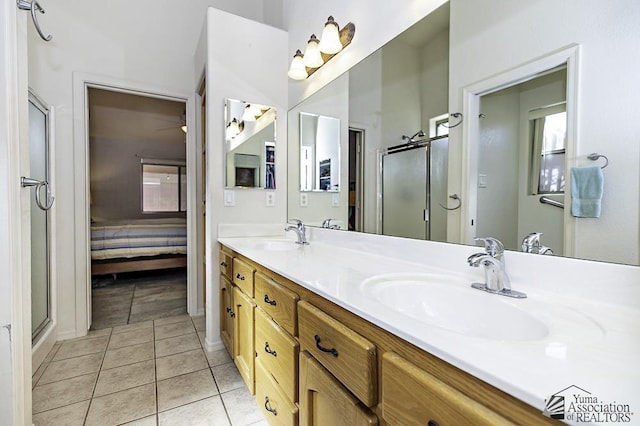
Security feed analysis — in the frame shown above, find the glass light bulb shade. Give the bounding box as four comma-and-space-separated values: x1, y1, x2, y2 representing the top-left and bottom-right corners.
288, 50, 308, 80
242, 105, 257, 122
226, 118, 240, 139
318, 17, 342, 54
303, 34, 324, 68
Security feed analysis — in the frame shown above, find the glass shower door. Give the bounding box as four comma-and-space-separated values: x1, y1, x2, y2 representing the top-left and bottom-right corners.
382, 147, 428, 239
28, 95, 51, 342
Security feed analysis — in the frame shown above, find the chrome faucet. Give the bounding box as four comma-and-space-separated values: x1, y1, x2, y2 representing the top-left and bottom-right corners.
321, 218, 340, 229
467, 236, 526, 298
521, 232, 554, 255
285, 219, 308, 245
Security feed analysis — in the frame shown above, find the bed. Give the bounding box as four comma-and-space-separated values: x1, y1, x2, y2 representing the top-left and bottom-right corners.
90, 218, 187, 276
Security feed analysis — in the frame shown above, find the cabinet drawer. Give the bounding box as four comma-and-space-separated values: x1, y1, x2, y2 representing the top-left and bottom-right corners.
256, 359, 299, 426
233, 258, 255, 297
219, 250, 233, 280
255, 308, 299, 403
297, 301, 377, 407
382, 352, 513, 426
255, 272, 299, 336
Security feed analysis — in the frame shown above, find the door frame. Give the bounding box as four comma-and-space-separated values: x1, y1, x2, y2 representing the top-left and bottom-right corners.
1, 3, 31, 423
72, 72, 201, 336
459, 44, 579, 256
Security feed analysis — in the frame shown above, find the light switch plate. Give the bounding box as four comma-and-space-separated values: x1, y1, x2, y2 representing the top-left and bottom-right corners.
223, 190, 235, 206
332, 193, 340, 207
300, 193, 308, 207
478, 174, 487, 188
266, 191, 275, 207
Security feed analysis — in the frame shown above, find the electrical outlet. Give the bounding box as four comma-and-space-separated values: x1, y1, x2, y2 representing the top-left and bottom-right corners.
266, 191, 275, 207
332, 193, 340, 207
223, 190, 235, 206
300, 193, 308, 207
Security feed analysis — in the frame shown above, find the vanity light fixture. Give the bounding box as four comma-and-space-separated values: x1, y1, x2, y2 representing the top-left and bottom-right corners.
226, 118, 241, 140
288, 16, 355, 81
242, 104, 258, 122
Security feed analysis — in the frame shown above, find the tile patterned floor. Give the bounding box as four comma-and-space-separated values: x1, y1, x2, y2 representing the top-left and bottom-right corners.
32, 315, 267, 426
91, 269, 188, 330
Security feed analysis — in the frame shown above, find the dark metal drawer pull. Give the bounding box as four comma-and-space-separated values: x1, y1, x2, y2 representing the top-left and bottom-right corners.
264, 294, 277, 306
236, 273, 245, 281
314, 334, 338, 357
229, 310, 235, 318
264, 396, 277, 415
428, 421, 440, 426
264, 342, 277, 357
220, 261, 227, 267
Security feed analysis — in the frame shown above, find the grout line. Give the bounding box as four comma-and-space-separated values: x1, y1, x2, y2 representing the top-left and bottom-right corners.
83, 327, 112, 425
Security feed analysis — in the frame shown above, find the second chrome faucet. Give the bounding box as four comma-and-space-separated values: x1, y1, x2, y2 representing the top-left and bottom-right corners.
285, 219, 309, 245
467, 237, 527, 299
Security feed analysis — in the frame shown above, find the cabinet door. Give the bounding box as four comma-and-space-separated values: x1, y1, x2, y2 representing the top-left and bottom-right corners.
382, 352, 513, 426
233, 286, 256, 394
299, 351, 377, 426
220, 275, 234, 356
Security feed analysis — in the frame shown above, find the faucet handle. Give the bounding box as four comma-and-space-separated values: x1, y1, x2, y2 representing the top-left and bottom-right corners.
322, 218, 334, 228
474, 237, 504, 258
521, 232, 543, 252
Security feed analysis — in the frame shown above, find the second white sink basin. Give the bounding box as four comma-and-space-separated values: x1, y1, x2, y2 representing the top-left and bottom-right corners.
359, 273, 549, 341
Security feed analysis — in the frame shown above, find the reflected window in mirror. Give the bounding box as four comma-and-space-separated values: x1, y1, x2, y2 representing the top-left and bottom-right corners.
429, 113, 450, 138
299, 112, 341, 192
529, 103, 566, 195
224, 98, 277, 189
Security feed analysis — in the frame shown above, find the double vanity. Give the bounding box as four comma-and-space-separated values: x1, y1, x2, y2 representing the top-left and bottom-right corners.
217, 224, 639, 425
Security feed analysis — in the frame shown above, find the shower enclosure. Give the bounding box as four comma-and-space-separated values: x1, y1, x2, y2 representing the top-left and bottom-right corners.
379, 135, 448, 241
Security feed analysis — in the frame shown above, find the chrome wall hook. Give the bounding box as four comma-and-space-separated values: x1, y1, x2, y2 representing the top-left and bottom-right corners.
439, 193, 462, 211
21, 176, 55, 210
17, 0, 52, 42
441, 112, 463, 129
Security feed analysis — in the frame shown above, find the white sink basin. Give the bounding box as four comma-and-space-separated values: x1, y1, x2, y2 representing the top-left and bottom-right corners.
251, 239, 300, 252
359, 273, 549, 341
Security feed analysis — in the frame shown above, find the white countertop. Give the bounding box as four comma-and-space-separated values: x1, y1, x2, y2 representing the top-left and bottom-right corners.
218, 231, 640, 424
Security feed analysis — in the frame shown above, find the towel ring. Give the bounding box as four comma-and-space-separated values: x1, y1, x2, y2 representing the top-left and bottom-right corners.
439, 194, 462, 211
440, 113, 463, 129
587, 153, 609, 169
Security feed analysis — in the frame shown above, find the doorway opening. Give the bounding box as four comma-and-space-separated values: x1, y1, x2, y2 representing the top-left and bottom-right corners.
87, 88, 189, 329
348, 128, 364, 232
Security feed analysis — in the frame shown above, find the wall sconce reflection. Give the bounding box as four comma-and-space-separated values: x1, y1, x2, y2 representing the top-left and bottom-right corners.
288, 16, 355, 81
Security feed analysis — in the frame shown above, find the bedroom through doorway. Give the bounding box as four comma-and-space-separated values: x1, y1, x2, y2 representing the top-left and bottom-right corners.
88, 88, 189, 330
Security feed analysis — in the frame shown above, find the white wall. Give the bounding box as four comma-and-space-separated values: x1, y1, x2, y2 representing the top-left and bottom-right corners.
205, 8, 289, 350
28, 0, 280, 338
448, 0, 640, 265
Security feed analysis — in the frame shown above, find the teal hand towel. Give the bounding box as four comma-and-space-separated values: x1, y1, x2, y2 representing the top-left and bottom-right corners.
570, 166, 604, 218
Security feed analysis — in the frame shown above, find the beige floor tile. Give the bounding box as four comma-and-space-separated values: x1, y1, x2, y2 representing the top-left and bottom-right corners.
94, 359, 155, 397
42, 342, 62, 364
32, 400, 90, 426
38, 352, 103, 385
32, 362, 48, 389
122, 415, 158, 425
53, 336, 108, 361
221, 386, 264, 426
102, 341, 155, 370
158, 396, 230, 426
156, 348, 208, 381
85, 383, 156, 426
191, 316, 206, 332
155, 333, 201, 358
154, 314, 191, 326
113, 320, 154, 335
197, 331, 206, 347
32, 373, 97, 414
205, 348, 232, 368
157, 369, 218, 412
154, 319, 195, 340
212, 362, 245, 394
86, 328, 113, 338
108, 328, 154, 349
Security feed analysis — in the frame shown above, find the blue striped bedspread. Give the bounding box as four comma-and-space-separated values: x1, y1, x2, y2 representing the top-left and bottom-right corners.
91, 218, 187, 260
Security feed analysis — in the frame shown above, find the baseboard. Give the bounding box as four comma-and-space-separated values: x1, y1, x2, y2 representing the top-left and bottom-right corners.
56, 329, 78, 341
205, 336, 225, 352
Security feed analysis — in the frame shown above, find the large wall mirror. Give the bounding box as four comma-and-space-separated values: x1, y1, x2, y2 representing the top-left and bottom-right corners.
225, 98, 276, 189
286, 2, 639, 266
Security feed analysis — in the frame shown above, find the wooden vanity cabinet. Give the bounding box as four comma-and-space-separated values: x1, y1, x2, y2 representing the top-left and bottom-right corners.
382, 352, 513, 425
255, 272, 299, 336
299, 351, 377, 426
233, 257, 256, 297
256, 359, 299, 426
219, 250, 233, 280
220, 275, 234, 355
233, 286, 256, 394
